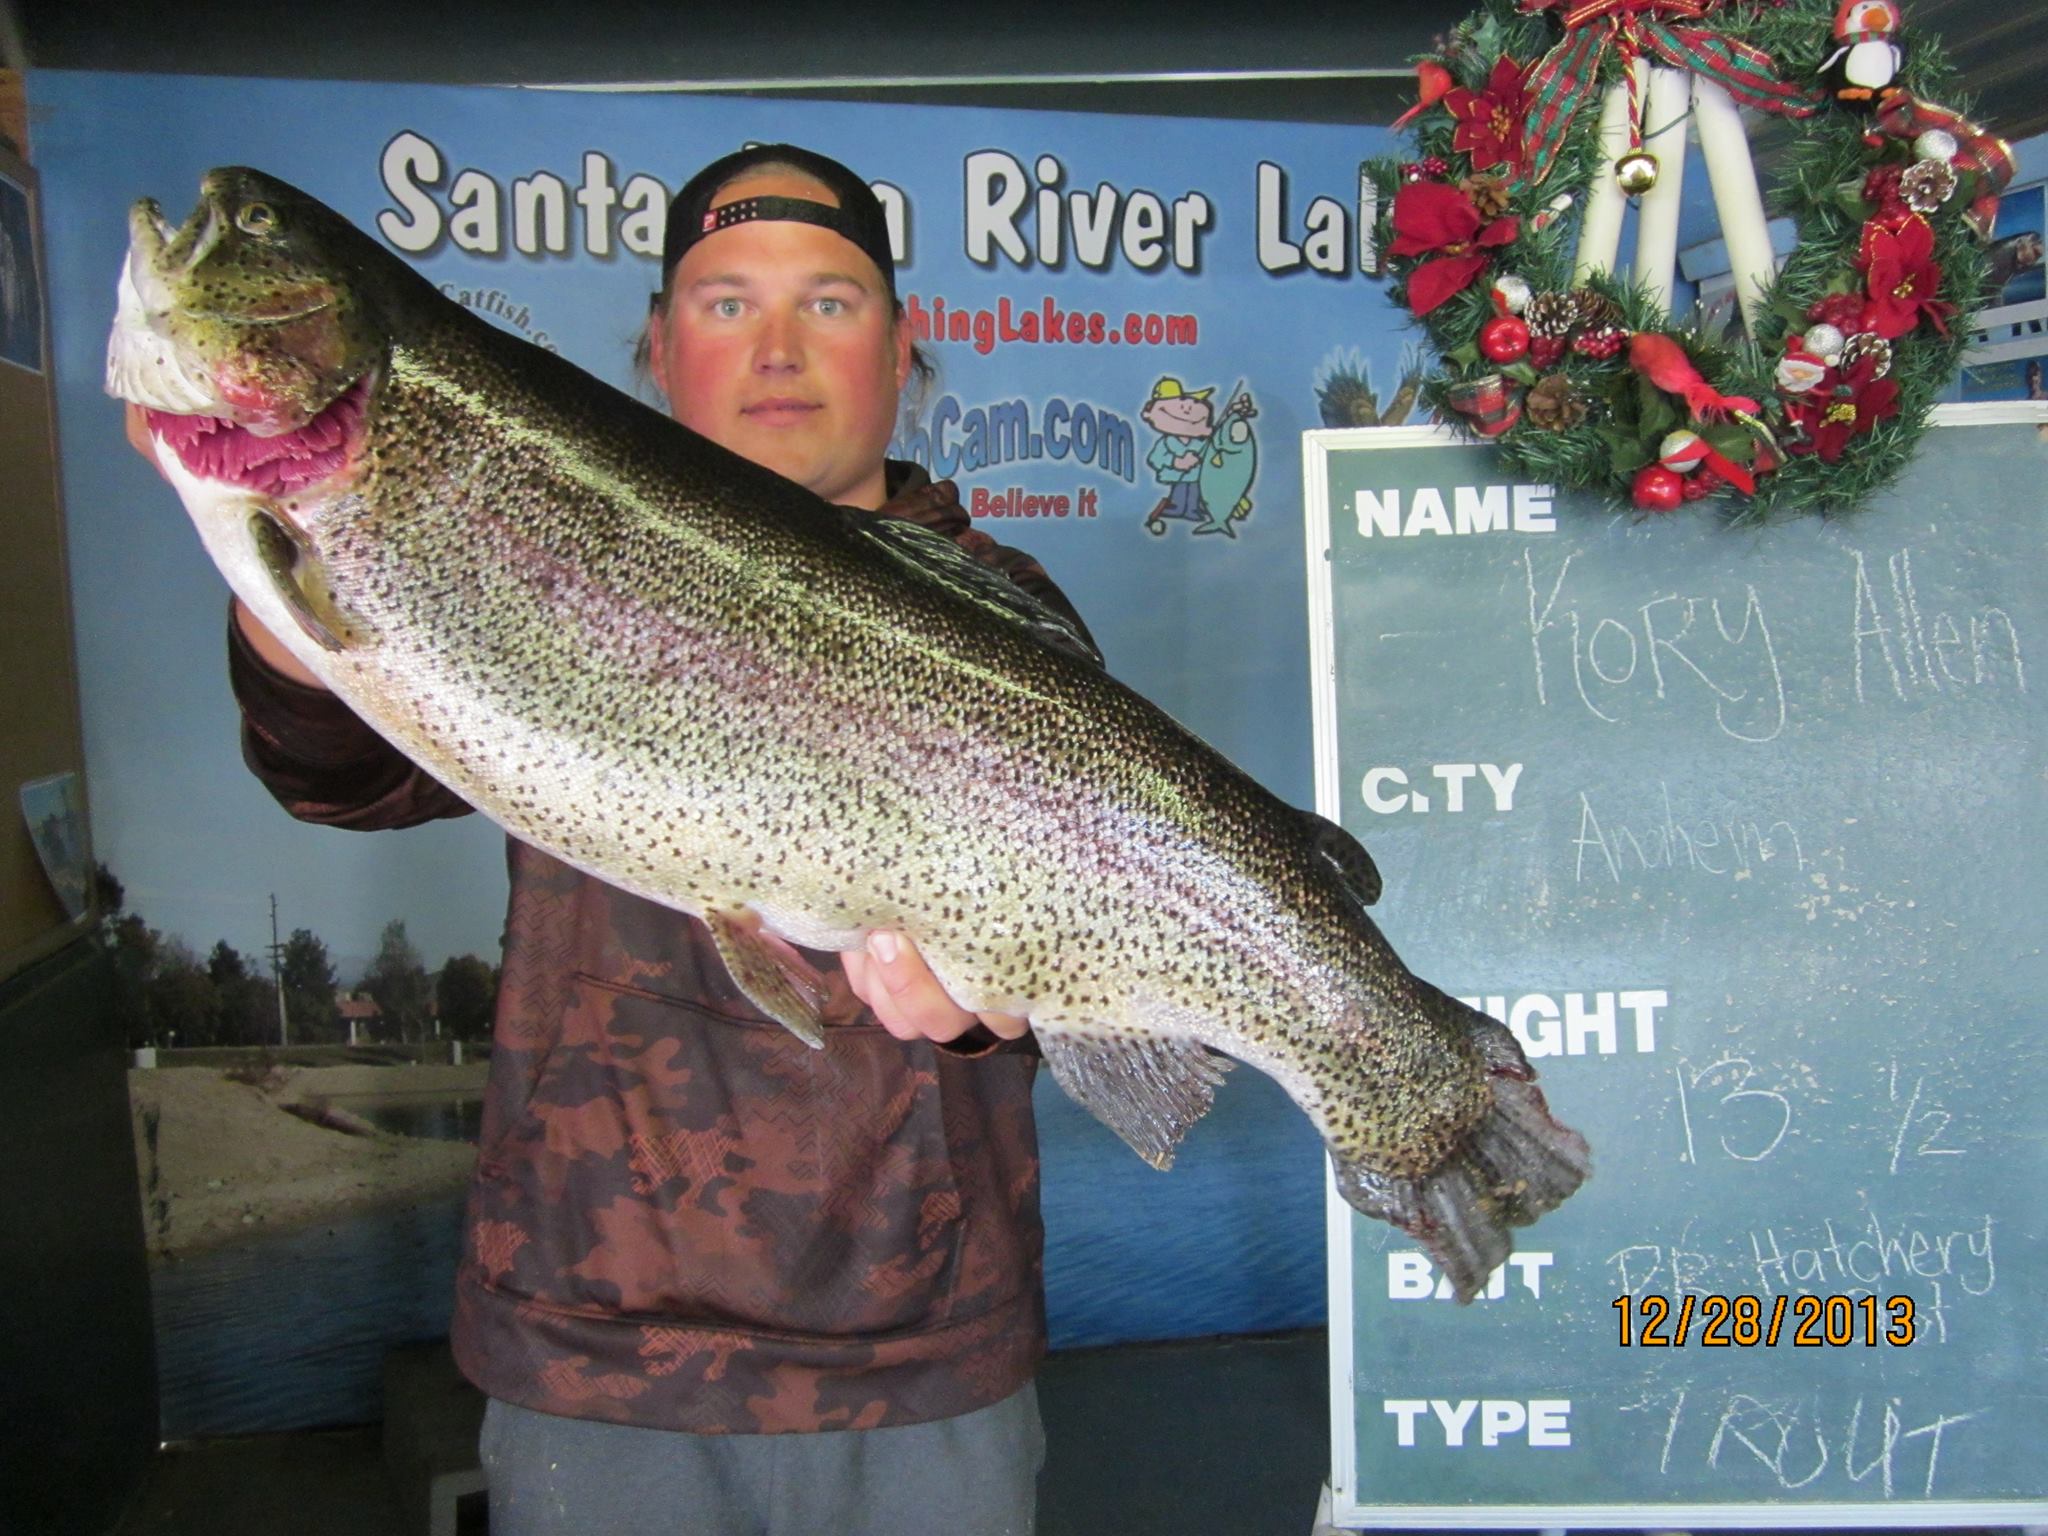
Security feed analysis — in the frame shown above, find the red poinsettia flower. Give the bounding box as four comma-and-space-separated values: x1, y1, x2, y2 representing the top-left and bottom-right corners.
1441, 56, 1531, 174
1857, 214, 1955, 339
1389, 180, 1519, 316
1784, 354, 1900, 463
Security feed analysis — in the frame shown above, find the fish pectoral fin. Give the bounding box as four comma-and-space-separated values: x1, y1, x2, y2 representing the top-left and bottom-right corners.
1037, 1028, 1233, 1170
703, 911, 829, 1050
249, 509, 373, 652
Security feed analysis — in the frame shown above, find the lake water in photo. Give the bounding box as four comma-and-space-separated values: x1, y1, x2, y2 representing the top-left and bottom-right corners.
152, 1071, 1328, 1433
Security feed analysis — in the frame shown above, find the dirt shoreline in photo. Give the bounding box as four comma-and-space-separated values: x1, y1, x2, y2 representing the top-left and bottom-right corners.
128, 1062, 489, 1261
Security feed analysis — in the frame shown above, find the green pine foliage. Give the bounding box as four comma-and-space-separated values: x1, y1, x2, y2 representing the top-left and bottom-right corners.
1372, 0, 1998, 522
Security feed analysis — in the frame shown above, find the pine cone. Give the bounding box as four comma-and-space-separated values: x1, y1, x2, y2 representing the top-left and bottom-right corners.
1900, 159, 1958, 214
1525, 374, 1587, 431
1568, 287, 1619, 331
1525, 291, 1576, 338
1459, 174, 1513, 221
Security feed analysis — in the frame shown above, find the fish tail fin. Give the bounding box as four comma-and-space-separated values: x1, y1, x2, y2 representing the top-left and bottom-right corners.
1332, 1004, 1589, 1303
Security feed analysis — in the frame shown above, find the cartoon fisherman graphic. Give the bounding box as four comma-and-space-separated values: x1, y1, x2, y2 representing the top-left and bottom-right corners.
1141, 375, 1259, 538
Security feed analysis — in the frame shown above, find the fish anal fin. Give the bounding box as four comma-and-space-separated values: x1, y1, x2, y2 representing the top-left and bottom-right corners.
1038, 1028, 1233, 1170
704, 911, 829, 1050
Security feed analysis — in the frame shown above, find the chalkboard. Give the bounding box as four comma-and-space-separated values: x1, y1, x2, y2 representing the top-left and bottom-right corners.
1306, 410, 2048, 1528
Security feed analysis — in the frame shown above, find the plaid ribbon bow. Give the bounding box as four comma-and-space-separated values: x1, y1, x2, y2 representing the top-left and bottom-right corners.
1520, 0, 1828, 186
1873, 94, 2016, 239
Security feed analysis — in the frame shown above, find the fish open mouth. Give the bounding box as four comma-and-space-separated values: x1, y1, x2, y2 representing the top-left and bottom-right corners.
147, 373, 371, 497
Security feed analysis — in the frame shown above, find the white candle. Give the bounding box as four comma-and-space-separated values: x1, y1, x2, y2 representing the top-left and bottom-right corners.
1631, 65, 1692, 311
1572, 67, 1640, 284
1692, 77, 1778, 336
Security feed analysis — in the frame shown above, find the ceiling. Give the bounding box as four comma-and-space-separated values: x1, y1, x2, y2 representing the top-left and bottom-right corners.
13, 0, 2044, 142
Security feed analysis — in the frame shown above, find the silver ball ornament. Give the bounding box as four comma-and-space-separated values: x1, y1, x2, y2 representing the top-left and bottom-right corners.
1802, 322, 1847, 362
1913, 129, 1959, 164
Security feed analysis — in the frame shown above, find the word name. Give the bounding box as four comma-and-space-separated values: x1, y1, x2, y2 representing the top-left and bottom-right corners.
1384, 1399, 1571, 1448
1357, 483, 1555, 538
1460, 989, 1668, 1057
1361, 762, 1521, 815
1389, 1251, 1553, 1300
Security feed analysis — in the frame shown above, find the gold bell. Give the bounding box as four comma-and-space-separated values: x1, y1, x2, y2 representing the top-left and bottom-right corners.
1615, 151, 1659, 196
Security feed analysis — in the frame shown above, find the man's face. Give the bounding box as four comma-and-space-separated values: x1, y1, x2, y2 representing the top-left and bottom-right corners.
648, 170, 910, 510
1144, 394, 1212, 437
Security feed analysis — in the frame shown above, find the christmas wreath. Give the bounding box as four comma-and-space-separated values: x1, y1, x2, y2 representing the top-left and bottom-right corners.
1372, 0, 2015, 518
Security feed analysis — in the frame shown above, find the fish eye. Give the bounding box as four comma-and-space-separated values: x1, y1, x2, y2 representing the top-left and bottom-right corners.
237, 202, 278, 236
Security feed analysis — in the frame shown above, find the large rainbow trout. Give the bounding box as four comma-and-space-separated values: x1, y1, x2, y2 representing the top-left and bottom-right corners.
107, 169, 1588, 1298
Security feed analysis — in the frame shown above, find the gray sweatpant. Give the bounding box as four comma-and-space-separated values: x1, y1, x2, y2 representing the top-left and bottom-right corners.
480, 1384, 1044, 1536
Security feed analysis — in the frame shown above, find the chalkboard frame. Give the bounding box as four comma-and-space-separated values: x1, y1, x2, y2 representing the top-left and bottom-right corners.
1306, 404, 2048, 1531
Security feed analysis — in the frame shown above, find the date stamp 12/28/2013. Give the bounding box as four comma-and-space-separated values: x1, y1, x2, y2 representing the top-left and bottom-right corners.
1615, 1293, 1915, 1348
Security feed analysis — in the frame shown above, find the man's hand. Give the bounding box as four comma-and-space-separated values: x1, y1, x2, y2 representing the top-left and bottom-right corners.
125, 402, 167, 477
843, 931, 1029, 1045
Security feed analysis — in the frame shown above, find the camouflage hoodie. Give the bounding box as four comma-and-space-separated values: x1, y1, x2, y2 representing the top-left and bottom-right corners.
229, 467, 1090, 1433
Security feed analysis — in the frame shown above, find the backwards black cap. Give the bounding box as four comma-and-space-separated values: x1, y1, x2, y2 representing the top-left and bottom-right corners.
660, 143, 895, 297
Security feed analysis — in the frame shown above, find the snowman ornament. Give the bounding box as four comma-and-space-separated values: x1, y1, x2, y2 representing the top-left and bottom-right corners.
1820, 0, 1902, 109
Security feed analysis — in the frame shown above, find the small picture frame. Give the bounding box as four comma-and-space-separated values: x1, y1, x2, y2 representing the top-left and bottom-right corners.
0, 167, 46, 375
1962, 178, 2048, 395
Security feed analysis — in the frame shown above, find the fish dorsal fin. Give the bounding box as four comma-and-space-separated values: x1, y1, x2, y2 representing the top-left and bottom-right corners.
1305, 811, 1382, 908
850, 512, 1104, 669
1037, 1029, 1233, 1170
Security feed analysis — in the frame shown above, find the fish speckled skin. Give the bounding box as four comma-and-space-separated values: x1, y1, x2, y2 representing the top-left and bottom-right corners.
108, 168, 1588, 1298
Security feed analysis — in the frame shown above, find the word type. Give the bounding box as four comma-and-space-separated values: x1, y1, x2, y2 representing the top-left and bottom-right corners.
1615, 1293, 1915, 1348
1384, 1399, 1571, 1448
1360, 762, 1521, 815
1388, 1251, 1552, 1301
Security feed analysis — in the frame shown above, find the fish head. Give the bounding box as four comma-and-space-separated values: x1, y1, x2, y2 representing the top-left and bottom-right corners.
107, 167, 384, 499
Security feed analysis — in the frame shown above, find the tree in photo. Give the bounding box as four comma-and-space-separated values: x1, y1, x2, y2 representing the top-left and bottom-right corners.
279, 927, 343, 1044
435, 953, 498, 1041
207, 939, 278, 1047
363, 919, 433, 1043
95, 864, 158, 1049
148, 939, 218, 1048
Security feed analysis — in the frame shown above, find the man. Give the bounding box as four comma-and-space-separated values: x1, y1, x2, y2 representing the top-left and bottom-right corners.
136, 143, 1082, 1536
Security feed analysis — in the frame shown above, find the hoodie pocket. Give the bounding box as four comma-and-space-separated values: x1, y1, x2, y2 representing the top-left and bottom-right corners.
471, 973, 968, 1339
